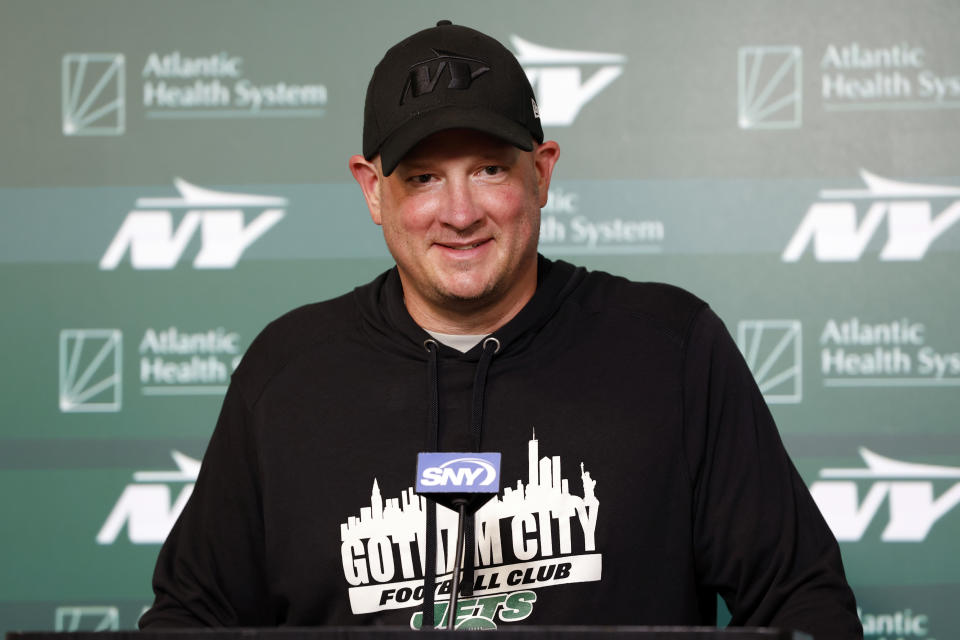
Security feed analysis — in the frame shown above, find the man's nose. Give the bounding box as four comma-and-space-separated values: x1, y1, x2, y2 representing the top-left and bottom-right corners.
437, 178, 483, 230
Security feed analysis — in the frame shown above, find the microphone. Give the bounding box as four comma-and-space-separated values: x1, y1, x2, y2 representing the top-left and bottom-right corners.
415, 452, 501, 630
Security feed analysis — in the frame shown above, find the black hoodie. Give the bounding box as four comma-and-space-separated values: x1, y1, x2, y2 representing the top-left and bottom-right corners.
141, 257, 862, 639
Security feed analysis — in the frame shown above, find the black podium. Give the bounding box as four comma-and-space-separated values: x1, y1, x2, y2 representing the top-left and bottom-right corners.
6, 628, 811, 640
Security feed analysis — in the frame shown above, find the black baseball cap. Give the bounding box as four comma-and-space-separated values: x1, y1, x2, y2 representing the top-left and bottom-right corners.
362, 20, 544, 176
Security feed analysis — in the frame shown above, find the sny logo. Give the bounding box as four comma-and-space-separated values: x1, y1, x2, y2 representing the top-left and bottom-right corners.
783, 169, 960, 262
810, 448, 960, 541
416, 453, 501, 492
401, 50, 490, 104
100, 178, 286, 270
512, 36, 625, 127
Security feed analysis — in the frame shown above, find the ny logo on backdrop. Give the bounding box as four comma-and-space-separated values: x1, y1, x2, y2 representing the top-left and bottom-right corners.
810, 448, 960, 541
55, 606, 120, 632
97, 450, 200, 544
512, 36, 625, 126
100, 179, 286, 270
783, 170, 960, 262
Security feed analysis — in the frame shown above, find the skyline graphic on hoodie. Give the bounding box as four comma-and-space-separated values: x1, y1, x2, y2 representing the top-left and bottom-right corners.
338, 432, 603, 627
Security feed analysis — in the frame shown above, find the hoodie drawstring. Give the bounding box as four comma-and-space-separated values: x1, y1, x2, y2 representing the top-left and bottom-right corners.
470, 337, 499, 448
461, 336, 499, 598
419, 335, 499, 628
421, 339, 440, 628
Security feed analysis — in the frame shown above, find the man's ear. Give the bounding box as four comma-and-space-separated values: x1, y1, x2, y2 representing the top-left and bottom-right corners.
348, 154, 383, 225
532, 141, 560, 208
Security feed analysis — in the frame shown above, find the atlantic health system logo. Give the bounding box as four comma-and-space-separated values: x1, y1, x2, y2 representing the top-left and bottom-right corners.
59, 329, 122, 412
62, 53, 126, 136
735, 320, 802, 404
818, 316, 960, 388
783, 170, 960, 262
737, 46, 802, 129
538, 183, 665, 256
100, 179, 286, 270
739, 41, 960, 129
58, 325, 244, 412
62, 50, 328, 135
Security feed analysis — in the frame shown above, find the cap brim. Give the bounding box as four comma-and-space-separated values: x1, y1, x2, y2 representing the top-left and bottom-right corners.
376, 106, 535, 176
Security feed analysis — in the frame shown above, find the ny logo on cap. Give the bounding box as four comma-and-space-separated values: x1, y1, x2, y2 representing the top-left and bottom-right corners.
400, 49, 490, 104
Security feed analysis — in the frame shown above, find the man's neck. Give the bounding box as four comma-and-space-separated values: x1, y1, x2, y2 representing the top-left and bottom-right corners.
399, 274, 537, 335
403, 291, 532, 334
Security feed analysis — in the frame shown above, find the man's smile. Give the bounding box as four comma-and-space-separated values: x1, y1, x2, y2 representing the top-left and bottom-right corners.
434, 238, 493, 253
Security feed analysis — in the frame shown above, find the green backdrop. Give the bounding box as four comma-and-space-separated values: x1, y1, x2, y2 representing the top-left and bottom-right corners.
2, 1, 959, 637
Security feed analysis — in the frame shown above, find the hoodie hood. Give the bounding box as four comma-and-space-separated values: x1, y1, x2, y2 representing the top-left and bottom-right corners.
354, 255, 587, 363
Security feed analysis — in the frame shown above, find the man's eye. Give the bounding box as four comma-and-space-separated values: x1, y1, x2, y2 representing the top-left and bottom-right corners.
482, 166, 502, 176
410, 174, 432, 184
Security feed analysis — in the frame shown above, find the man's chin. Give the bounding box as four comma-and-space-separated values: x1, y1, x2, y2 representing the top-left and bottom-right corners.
431, 278, 504, 309
436, 286, 497, 307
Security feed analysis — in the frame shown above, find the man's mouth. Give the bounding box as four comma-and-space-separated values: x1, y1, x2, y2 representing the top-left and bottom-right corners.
438, 239, 489, 251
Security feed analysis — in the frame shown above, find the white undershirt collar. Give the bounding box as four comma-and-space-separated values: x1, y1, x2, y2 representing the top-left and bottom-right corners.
425, 330, 488, 353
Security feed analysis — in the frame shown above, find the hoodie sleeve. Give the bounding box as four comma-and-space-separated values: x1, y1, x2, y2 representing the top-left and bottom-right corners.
681, 307, 862, 640
139, 379, 272, 627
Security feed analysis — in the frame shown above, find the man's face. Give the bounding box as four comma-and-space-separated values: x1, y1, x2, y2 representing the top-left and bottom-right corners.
351, 129, 560, 331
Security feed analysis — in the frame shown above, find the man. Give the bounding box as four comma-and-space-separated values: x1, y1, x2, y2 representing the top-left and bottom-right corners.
140, 21, 862, 638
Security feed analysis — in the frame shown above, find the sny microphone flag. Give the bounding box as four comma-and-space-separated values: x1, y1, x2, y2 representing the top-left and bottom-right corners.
415, 452, 501, 493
